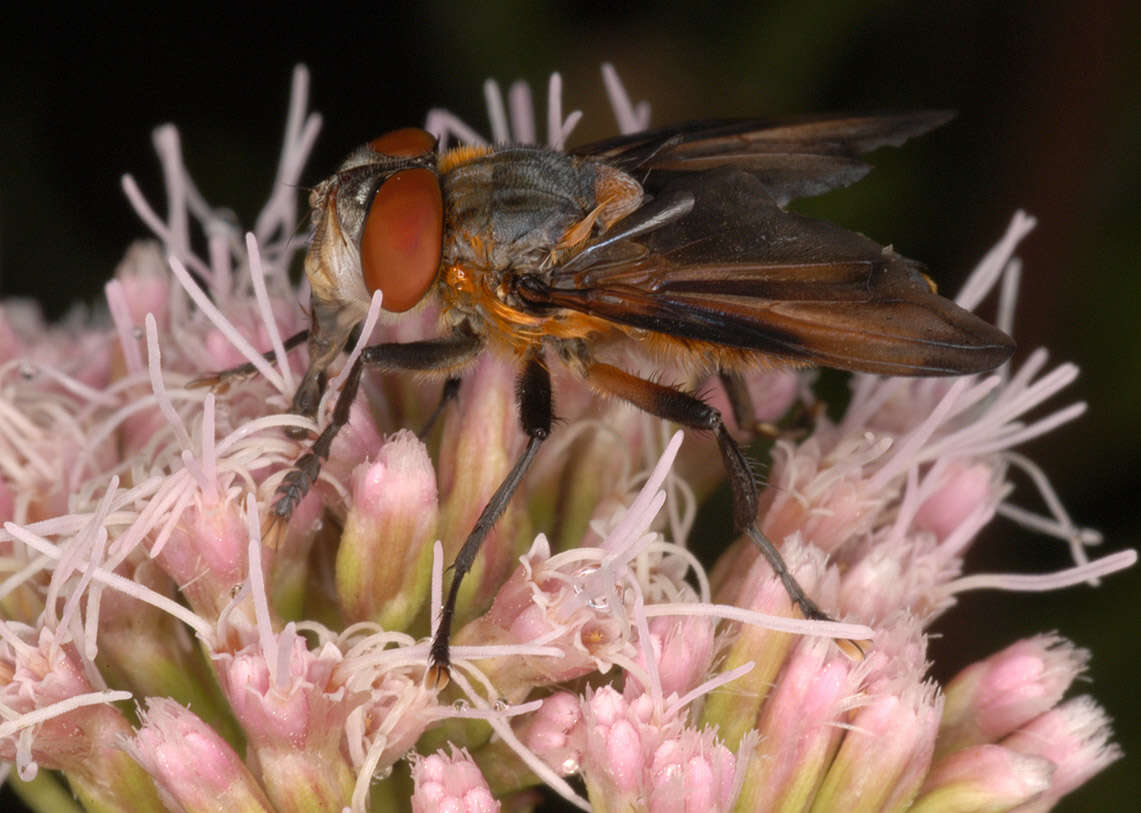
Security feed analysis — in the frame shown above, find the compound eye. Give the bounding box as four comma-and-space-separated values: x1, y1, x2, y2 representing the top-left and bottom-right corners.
360, 168, 443, 312
369, 127, 437, 157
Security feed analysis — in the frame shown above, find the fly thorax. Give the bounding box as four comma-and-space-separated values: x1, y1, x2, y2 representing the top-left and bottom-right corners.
441, 147, 597, 274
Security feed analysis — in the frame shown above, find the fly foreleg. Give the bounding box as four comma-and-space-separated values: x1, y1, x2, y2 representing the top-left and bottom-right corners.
187, 329, 310, 391
271, 334, 482, 525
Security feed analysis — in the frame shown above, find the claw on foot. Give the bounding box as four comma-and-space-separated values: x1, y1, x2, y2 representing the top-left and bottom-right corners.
261, 512, 286, 551
187, 372, 231, 392
425, 662, 451, 691
835, 637, 867, 662
789, 589, 866, 662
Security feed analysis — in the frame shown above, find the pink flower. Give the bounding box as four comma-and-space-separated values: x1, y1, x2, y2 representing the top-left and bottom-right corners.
126, 697, 274, 812
0, 63, 1129, 813
579, 685, 748, 812
939, 634, 1090, 756
915, 744, 1053, 811
1001, 696, 1123, 811
0, 625, 157, 807
410, 746, 499, 813
338, 429, 439, 630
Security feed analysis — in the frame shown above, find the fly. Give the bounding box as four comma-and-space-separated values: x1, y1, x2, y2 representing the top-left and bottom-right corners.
197, 113, 1015, 682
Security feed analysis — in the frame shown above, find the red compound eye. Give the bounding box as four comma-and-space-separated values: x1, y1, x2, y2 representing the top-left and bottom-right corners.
360, 168, 443, 312
369, 127, 436, 157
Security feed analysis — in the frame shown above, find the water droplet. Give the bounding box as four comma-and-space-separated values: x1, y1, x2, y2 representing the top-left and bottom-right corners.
493, 697, 509, 712
19, 363, 36, 380
452, 698, 469, 712
132, 326, 144, 339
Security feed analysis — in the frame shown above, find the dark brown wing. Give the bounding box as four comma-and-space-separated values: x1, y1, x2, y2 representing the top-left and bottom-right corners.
571, 112, 954, 205
518, 168, 1014, 376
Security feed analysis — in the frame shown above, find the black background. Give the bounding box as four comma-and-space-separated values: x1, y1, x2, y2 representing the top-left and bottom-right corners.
1, 2, 1137, 810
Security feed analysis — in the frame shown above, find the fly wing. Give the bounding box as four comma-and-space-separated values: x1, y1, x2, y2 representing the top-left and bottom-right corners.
524, 168, 1014, 377
571, 112, 954, 204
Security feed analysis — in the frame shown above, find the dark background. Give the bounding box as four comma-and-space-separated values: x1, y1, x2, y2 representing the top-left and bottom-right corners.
2, 2, 1137, 810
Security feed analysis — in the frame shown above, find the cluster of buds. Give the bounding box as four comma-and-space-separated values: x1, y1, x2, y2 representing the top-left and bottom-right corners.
0, 65, 1131, 811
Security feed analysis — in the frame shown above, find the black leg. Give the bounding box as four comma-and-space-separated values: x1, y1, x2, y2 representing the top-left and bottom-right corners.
187, 329, 310, 390
272, 355, 365, 521
580, 361, 829, 623
428, 357, 552, 681
719, 370, 757, 435
418, 377, 462, 439
271, 334, 483, 524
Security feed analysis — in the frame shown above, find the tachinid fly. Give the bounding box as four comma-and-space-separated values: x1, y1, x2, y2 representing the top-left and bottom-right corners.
198, 111, 1015, 681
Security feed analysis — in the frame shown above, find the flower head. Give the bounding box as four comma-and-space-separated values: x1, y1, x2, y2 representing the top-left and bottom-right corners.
0, 63, 1130, 813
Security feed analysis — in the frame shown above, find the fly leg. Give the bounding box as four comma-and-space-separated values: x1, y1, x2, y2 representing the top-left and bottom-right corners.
720, 369, 819, 440
271, 334, 483, 525
718, 371, 759, 436
187, 329, 310, 390
428, 357, 552, 682
418, 377, 462, 439
581, 361, 831, 623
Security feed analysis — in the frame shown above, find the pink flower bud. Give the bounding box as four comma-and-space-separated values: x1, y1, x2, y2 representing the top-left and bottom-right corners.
127, 697, 274, 812
914, 744, 1053, 811
647, 727, 742, 813
212, 625, 359, 810
115, 241, 173, 332
813, 684, 943, 812
704, 541, 831, 747
0, 626, 161, 808
582, 686, 652, 798
913, 462, 997, 542
153, 496, 250, 620
939, 635, 1088, 756
411, 747, 499, 813
762, 435, 891, 554
626, 613, 716, 701
517, 691, 584, 776
337, 429, 438, 629
1001, 696, 1122, 811
580, 686, 746, 812
453, 536, 636, 696
436, 356, 529, 616
735, 637, 857, 812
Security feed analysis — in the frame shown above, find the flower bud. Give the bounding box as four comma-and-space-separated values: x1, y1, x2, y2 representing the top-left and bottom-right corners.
912, 744, 1053, 812
938, 635, 1088, 757
126, 697, 274, 812
436, 356, 530, 622
336, 429, 438, 630
734, 637, 857, 812
1001, 696, 1122, 812
411, 746, 498, 813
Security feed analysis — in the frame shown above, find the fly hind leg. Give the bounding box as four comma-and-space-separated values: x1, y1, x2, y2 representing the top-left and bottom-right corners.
718, 370, 761, 437
582, 361, 830, 623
